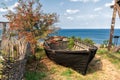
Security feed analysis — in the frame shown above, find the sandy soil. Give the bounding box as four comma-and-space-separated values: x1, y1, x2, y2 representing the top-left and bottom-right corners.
40, 55, 120, 80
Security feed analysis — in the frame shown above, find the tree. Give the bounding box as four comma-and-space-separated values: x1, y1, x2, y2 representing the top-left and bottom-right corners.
5, 0, 58, 54
108, 0, 120, 51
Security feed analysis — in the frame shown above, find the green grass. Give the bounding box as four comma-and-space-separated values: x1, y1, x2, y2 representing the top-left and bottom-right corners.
97, 48, 120, 69
25, 48, 120, 80
97, 48, 109, 55
50, 67, 57, 74
35, 47, 46, 60
24, 71, 46, 80
107, 53, 120, 69
61, 68, 73, 77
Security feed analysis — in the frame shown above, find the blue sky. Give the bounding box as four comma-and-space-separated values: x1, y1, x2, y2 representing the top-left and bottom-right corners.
0, 0, 120, 29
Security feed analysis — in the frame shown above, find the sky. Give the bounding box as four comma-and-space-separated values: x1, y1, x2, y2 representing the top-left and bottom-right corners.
0, 0, 120, 29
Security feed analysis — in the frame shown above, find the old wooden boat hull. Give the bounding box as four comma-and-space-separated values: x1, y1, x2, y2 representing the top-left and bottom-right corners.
44, 37, 98, 75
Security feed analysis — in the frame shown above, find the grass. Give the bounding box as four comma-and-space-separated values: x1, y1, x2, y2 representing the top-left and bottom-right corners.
0, 46, 118, 80
50, 67, 57, 74
107, 53, 120, 69
25, 71, 46, 80
61, 68, 73, 77
97, 48, 109, 55
97, 48, 120, 69
24, 48, 120, 80
24, 48, 47, 80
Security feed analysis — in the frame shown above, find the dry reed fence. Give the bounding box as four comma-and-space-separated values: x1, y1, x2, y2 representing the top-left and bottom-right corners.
0, 37, 30, 80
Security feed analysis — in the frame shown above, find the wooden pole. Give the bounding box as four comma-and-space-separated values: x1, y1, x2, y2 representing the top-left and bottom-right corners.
2, 23, 6, 35
108, 6, 117, 51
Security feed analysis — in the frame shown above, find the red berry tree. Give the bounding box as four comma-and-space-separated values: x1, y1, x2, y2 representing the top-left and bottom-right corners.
5, 0, 58, 54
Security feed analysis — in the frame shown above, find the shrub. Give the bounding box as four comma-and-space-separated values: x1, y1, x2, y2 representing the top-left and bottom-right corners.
83, 38, 94, 45
68, 38, 74, 49
68, 37, 95, 49
5, 0, 58, 54
100, 40, 109, 48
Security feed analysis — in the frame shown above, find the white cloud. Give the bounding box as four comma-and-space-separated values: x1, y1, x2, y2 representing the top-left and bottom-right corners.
66, 16, 74, 20
77, 14, 98, 19
4, 0, 13, 2
105, 0, 115, 7
70, 0, 100, 3
0, 8, 7, 12
66, 9, 80, 14
0, 2, 19, 12
94, 7, 102, 11
9, 2, 19, 11
0, 15, 8, 22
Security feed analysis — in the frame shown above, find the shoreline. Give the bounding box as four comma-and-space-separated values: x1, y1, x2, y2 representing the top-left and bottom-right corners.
94, 44, 101, 48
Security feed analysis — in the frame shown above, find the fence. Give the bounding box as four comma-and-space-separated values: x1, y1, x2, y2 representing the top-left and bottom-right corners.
0, 37, 30, 80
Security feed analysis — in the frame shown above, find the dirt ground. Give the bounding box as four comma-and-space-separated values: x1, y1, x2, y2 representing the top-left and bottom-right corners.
39, 55, 120, 80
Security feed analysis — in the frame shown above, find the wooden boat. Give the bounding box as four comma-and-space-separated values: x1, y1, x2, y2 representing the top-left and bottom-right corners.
44, 36, 98, 75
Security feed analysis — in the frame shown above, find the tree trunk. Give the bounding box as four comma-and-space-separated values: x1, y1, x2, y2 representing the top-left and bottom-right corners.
108, 7, 117, 51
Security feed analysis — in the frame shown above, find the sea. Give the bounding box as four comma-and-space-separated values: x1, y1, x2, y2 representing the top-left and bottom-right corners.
50, 29, 120, 44
0, 29, 120, 44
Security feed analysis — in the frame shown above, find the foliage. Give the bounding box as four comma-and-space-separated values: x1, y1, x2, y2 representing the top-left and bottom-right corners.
97, 49, 109, 55
83, 38, 94, 45
77, 37, 82, 41
73, 37, 95, 45
103, 40, 109, 45
34, 47, 46, 60
27, 48, 46, 64
71, 36, 75, 39
68, 37, 94, 49
25, 71, 46, 80
100, 40, 109, 48
68, 37, 74, 49
5, 0, 58, 54
100, 40, 115, 48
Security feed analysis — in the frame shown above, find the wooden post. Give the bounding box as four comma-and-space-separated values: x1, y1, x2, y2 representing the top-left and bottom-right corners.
108, 6, 117, 51
2, 23, 6, 35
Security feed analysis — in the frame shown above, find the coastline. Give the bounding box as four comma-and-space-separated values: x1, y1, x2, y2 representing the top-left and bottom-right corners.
57, 29, 112, 44
94, 44, 101, 48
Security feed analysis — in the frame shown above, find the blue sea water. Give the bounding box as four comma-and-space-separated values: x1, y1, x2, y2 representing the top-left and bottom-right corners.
1, 29, 120, 44
0, 30, 2, 39
53, 29, 120, 44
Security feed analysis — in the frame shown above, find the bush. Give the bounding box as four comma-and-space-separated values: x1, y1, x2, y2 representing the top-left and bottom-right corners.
97, 49, 109, 54
83, 38, 94, 45
77, 37, 82, 41
100, 40, 109, 48
68, 37, 95, 50
68, 38, 74, 49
